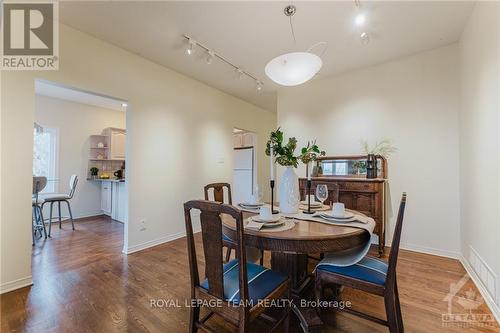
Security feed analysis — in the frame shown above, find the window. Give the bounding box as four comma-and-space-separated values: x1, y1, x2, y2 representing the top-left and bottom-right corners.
33, 124, 58, 193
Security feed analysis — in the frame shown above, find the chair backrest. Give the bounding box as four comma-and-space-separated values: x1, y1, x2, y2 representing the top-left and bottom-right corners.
204, 183, 232, 204
184, 200, 248, 304
32, 176, 47, 195
68, 175, 78, 198
387, 193, 407, 285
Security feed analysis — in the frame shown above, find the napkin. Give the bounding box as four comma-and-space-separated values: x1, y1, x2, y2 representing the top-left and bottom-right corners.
245, 220, 264, 231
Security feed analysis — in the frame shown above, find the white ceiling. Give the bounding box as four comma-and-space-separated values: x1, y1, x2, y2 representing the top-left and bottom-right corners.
59, 1, 474, 112
35, 79, 128, 111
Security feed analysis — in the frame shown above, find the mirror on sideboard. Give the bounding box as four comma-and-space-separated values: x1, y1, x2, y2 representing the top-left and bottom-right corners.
313, 155, 387, 179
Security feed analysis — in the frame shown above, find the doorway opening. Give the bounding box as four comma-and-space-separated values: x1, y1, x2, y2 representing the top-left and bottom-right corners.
32, 79, 128, 256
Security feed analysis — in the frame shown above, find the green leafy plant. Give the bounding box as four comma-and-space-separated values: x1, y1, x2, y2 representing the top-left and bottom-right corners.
266, 128, 325, 167
299, 140, 326, 164
360, 138, 397, 158
90, 167, 99, 176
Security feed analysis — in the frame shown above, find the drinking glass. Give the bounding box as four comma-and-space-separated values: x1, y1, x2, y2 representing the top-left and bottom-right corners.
315, 184, 328, 206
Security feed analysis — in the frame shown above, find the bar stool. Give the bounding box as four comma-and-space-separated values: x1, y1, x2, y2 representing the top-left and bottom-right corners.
41, 175, 78, 237
32, 176, 48, 244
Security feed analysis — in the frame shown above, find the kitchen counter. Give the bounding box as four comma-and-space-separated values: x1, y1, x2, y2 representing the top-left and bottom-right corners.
88, 178, 125, 183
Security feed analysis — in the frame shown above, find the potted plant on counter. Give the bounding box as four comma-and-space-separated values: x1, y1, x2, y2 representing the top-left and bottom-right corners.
266, 128, 325, 214
90, 167, 99, 180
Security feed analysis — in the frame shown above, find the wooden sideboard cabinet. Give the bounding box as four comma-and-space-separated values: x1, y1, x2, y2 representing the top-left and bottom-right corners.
299, 177, 386, 256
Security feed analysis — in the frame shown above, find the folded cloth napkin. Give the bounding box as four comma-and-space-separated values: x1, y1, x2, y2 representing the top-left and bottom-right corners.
245, 220, 264, 231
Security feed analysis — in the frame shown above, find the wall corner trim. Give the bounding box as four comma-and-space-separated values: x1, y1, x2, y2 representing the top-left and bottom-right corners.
0, 276, 33, 294
460, 256, 500, 324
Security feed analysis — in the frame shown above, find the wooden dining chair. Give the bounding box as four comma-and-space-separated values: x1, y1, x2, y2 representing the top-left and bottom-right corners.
204, 183, 264, 265
184, 200, 290, 333
314, 193, 407, 333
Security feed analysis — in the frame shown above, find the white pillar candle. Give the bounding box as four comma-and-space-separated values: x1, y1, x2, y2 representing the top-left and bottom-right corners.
270, 146, 274, 181
307, 161, 312, 180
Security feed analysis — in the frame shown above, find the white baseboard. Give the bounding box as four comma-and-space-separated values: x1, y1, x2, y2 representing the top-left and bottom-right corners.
0, 276, 33, 294
399, 243, 460, 260
460, 256, 500, 324
123, 227, 200, 255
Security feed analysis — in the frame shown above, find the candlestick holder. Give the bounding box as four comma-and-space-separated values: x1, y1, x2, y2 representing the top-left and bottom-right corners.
270, 180, 279, 214
303, 179, 314, 214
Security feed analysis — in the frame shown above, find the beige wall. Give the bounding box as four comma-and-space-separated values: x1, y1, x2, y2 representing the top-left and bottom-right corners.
35, 95, 126, 218
459, 1, 500, 310
0, 24, 276, 292
277, 44, 461, 258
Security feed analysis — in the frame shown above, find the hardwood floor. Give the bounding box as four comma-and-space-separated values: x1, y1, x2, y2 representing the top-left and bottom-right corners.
1, 216, 499, 332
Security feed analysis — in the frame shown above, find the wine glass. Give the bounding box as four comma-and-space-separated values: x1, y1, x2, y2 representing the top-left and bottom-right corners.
315, 184, 328, 206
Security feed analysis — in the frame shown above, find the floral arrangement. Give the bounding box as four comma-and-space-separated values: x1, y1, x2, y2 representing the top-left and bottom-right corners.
360, 138, 397, 158
266, 128, 325, 167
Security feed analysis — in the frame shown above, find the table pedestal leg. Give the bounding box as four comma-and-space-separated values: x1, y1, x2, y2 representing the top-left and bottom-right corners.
271, 252, 324, 333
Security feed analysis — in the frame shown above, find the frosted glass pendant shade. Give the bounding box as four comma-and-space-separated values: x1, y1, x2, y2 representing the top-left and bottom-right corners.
265, 52, 322, 86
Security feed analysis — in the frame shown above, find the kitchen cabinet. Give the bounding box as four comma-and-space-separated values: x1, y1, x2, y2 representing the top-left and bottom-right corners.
100, 180, 127, 223
109, 129, 126, 160
101, 181, 112, 216
112, 181, 127, 223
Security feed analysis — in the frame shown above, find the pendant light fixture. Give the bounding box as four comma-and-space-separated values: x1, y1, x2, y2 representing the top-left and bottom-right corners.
265, 5, 325, 87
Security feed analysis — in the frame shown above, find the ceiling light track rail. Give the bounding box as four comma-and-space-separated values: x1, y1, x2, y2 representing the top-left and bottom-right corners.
183, 34, 263, 89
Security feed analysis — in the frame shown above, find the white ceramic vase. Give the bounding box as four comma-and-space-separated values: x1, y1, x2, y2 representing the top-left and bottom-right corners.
279, 166, 300, 214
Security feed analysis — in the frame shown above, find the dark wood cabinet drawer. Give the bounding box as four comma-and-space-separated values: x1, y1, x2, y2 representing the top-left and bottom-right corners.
339, 182, 377, 192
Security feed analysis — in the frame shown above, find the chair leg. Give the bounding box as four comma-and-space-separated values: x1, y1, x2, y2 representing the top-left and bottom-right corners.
32, 207, 36, 246
66, 200, 75, 230
282, 287, 291, 333
260, 250, 264, 266
224, 247, 232, 262
38, 205, 47, 239
48, 202, 54, 237
384, 291, 399, 333
58, 201, 62, 228
314, 273, 324, 315
395, 281, 404, 332
188, 303, 200, 333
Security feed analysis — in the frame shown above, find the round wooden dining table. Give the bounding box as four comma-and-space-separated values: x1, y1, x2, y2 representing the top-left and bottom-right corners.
222, 210, 371, 332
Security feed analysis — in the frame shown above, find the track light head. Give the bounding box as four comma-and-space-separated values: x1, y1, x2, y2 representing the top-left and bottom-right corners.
206, 50, 215, 64
186, 38, 196, 55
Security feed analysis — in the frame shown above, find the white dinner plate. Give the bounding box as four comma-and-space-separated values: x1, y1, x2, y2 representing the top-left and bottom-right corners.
320, 211, 355, 219
261, 220, 285, 228
316, 212, 356, 223
251, 215, 282, 223
300, 200, 322, 207
240, 202, 265, 207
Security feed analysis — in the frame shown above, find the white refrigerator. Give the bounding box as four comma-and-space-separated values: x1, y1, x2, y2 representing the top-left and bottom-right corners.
233, 147, 254, 205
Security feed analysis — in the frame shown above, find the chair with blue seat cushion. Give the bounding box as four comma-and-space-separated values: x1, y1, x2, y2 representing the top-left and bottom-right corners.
315, 193, 407, 333
184, 200, 290, 333
200, 259, 287, 304
204, 183, 264, 265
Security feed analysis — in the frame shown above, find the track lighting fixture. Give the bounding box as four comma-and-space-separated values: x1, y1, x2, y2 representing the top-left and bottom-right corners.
256, 81, 263, 91
206, 50, 214, 64
183, 34, 264, 93
186, 38, 196, 55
